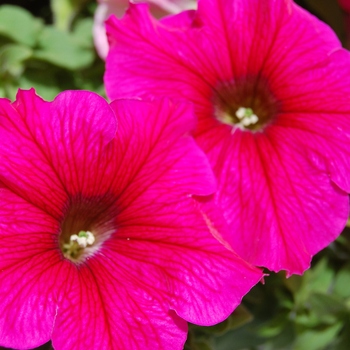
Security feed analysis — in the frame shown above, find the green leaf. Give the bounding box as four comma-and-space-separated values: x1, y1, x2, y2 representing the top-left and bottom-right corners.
197, 305, 253, 336
0, 44, 32, 77
227, 304, 254, 330
0, 86, 6, 98
295, 310, 322, 327
257, 312, 289, 337
258, 321, 296, 350
293, 322, 342, 350
51, 0, 76, 31
72, 18, 94, 49
0, 84, 6, 98
33, 26, 94, 70
19, 69, 61, 102
294, 258, 334, 306
195, 342, 213, 350
333, 319, 350, 350
0, 5, 43, 47
308, 293, 346, 324
334, 263, 350, 299
1, 81, 21, 101
214, 327, 266, 350
285, 274, 303, 294
51, 0, 90, 31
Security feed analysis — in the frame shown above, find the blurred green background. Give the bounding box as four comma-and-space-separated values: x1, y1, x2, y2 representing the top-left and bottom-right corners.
0, 0, 349, 349
0, 0, 105, 103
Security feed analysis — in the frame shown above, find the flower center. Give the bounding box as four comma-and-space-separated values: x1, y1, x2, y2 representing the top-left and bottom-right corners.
59, 194, 117, 263
235, 107, 259, 129
62, 230, 96, 260
212, 77, 279, 131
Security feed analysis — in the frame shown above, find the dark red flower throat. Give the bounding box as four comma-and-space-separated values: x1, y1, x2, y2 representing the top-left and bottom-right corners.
213, 77, 279, 131
59, 194, 117, 263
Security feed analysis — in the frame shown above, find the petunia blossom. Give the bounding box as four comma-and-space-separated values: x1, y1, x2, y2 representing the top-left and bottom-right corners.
105, 0, 350, 275
93, 0, 197, 59
0, 89, 262, 350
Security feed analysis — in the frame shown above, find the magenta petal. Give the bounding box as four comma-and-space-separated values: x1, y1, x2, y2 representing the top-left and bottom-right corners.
107, 98, 217, 203
275, 48, 350, 193
94, 0, 197, 59
112, 197, 262, 325
205, 127, 349, 274
216, 128, 349, 274
51, 263, 188, 350
160, 9, 197, 28
105, 4, 214, 102
0, 89, 117, 217
0, 188, 67, 349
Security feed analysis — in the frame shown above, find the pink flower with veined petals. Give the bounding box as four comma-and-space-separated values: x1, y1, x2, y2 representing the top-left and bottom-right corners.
105, 0, 350, 276
93, 0, 197, 59
0, 89, 262, 350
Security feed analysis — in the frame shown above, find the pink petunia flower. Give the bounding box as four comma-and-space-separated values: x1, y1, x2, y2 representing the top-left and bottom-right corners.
105, 0, 350, 275
0, 89, 262, 350
93, 0, 197, 59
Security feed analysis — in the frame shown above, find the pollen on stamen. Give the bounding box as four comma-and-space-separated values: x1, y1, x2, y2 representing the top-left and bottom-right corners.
70, 230, 95, 248
62, 230, 96, 261
235, 107, 259, 129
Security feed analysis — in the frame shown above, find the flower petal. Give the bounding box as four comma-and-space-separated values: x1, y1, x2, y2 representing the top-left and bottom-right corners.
0, 89, 117, 218
0, 188, 68, 349
206, 127, 349, 274
276, 49, 350, 192
106, 98, 216, 205
113, 197, 263, 324
105, 4, 215, 103
51, 262, 188, 350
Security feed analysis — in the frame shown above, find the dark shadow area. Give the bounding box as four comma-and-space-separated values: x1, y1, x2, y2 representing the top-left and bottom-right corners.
0, 341, 52, 350
0, 0, 51, 23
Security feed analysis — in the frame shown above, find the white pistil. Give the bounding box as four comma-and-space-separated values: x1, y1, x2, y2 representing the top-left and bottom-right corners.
70, 230, 95, 248
235, 107, 259, 129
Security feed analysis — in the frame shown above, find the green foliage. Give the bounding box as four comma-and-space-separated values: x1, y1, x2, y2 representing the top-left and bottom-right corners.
293, 322, 343, 350
51, 0, 91, 31
0, 6, 43, 47
73, 18, 94, 48
0, 3, 104, 102
34, 25, 94, 69
0, 44, 32, 77
334, 263, 350, 298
